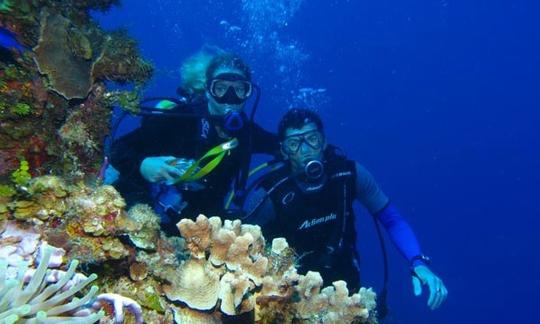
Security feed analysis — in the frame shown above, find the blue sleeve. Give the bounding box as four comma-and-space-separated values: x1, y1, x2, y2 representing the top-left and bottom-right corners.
375, 203, 427, 267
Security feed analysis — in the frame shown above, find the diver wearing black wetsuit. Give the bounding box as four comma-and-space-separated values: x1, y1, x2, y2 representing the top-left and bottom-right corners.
110, 52, 279, 234
245, 108, 448, 310
110, 101, 277, 218
252, 147, 367, 290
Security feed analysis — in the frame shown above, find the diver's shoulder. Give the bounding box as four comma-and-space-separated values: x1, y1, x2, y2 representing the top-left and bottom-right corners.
259, 163, 290, 189
325, 145, 351, 162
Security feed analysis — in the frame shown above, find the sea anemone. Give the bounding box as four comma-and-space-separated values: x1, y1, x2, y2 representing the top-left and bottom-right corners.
0, 243, 104, 323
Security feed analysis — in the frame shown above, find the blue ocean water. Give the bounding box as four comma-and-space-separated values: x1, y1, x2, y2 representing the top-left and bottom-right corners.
96, 1, 540, 323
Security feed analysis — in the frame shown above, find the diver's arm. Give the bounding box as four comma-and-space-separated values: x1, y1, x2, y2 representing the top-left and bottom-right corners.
111, 115, 195, 180
376, 203, 448, 309
110, 128, 148, 181
109, 128, 154, 206
354, 162, 426, 267
374, 202, 426, 267
139, 156, 184, 184
355, 162, 448, 309
250, 123, 280, 156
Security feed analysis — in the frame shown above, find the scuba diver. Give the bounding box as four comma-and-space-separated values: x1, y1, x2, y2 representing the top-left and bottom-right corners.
109, 49, 279, 235
244, 108, 448, 312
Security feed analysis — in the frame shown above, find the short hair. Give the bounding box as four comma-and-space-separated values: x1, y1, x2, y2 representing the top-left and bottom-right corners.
205, 53, 252, 81
278, 108, 324, 140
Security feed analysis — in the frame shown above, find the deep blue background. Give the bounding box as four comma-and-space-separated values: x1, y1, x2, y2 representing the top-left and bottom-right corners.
96, 1, 540, 323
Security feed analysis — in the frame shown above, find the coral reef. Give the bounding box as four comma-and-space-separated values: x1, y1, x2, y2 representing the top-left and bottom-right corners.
0, 175, 377, 323
126, 204, 161, 250
10, 159, 31, 186
257, 269, 377, 323
0, 0, 153, 185
92, 30, 153, 85
0, 227, 104, 322
0, 217, 143, 323
33, 12, 152, 100
102, 89, 142, 115
33, 9, 94, 100
0, 247, 104, 322
161, 214, 377, 322
0, 176, 136, 263
94, 293, 143, 324
163, 215, 267, 316
1, 2, 378, 323
10, 102, 31, 116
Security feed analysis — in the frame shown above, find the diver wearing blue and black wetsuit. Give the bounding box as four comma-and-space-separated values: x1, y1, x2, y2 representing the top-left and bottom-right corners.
245, 108, 448, 310
249, 153, 426, 288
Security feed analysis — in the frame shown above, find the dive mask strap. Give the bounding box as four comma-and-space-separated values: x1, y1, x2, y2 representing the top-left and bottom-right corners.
173, 138, 239, 184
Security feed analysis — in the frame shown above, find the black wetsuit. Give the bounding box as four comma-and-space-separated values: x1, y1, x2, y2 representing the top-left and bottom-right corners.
110, 99, 279, 230
250, 148, 363, 291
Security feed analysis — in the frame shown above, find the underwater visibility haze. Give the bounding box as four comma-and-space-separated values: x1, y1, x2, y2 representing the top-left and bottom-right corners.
97, 1, 540, 322
0, 0, 538, 323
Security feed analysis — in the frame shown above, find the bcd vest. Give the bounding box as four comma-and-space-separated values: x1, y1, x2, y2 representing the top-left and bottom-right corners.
260, 152, 359, 285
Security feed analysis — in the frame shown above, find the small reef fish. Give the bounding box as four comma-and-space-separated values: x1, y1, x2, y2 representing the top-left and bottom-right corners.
0, 27, 27, 53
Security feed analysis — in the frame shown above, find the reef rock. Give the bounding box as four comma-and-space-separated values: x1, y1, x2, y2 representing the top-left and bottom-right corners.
127, 204, 161, 250
33, 10, 94, 100
92, 31, 153, 84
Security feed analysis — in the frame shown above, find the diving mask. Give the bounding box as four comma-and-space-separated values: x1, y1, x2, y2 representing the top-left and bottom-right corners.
282, 130, 324, 154
208, 73, 252, 105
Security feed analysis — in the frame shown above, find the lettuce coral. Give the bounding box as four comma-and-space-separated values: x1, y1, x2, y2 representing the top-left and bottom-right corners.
10, 160, 31, 186
9, 103, 31, 116
0, 184, 16, 198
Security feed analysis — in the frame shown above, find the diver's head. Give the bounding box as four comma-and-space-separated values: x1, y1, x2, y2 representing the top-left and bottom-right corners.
279, 108, 326, 178
205, 53, 253, 116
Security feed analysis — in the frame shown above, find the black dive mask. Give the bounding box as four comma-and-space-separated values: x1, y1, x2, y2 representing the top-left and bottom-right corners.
214, 86, 245, 105
208, 73, 252, 105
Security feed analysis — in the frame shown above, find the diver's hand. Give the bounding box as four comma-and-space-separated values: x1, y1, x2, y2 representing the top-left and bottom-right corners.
412, 265, 448, 310
139, 156, 183, 184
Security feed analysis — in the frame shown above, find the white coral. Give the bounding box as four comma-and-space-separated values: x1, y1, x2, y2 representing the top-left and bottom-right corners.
93, 293, 143, 324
